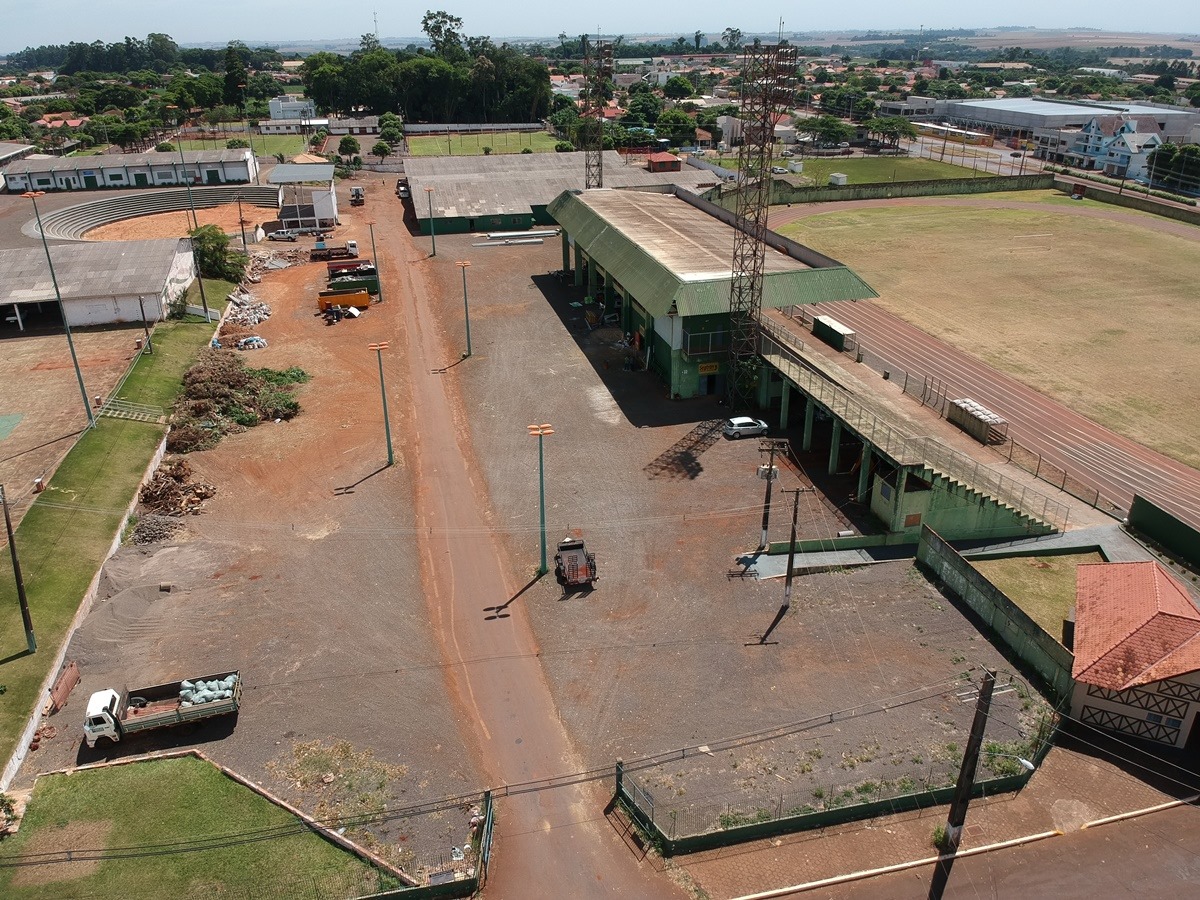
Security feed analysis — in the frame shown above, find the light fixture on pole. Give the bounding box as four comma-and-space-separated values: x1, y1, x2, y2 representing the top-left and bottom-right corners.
369, 342, 395, 467
424, 187, 437, 257
527, 423, 554, 575
22, 191, 95, 428
455, 260, 472, 357
367, 221, 384, 304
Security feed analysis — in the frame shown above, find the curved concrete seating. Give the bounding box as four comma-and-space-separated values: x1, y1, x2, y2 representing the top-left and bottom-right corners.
25, 186, 281, 242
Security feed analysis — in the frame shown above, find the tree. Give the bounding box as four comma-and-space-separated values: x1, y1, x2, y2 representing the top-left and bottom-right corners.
656, 106, 695, 144
371, 140, 391, 162
421, 10, 465, 60
694, 31, 703, 52
664, 75, 693, 101
156, 141, 174, 152
222, 45, 248, 107
722, 27, 743, 52
338, 135, 361, 157
226, 138, 249, 149
554, 140, 574, 152
190, 224, 246, 281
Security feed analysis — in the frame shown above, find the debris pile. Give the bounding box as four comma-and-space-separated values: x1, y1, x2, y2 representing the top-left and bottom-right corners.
225, 290, 272, 327
167, 349, 310, 453
139, 458, 216, 515
131, 514, 186, 545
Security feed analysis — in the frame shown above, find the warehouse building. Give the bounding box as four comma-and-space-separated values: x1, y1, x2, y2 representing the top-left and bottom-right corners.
0, 239, 194, 331
2, 149, 258, 193
405, 151, 721, 236
930, 97, 1200, 142
547, 187, 876, 399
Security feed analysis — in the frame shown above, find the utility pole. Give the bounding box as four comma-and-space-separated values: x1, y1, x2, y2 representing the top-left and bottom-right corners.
1, 485, 36, 654
758, 438, 789, 549
930, 669, 995, 899
781, 488, 802, 610
137, 296, 154, 354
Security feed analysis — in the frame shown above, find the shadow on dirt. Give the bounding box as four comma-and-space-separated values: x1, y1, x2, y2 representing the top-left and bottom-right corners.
530, 273, 728, 429
72, 713, 240, 767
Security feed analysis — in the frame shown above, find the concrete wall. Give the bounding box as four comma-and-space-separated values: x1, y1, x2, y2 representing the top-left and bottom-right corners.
757, 173, 1055, 207
872, 470, 1047, 541
915, 525, 1075, 704
1052, 177, 1200, 227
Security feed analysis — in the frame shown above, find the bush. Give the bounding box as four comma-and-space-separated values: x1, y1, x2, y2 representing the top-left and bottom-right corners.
521, 147, 533, 154
932, 823, 950, 850
555, 141, 574, 152
482, 146, 492, 155
226, 138, 249, 149
156, 141, 175, 152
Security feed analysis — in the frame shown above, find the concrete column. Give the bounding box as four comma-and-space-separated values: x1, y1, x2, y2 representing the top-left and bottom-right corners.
802, 401, 815, 452
857, 443, 873, 502
828, 420, 842, 474
780, 382, 791, 430
587, 260, 599, 298
603, 277, 615, 304
574, 247, 583, 287
561, 231, 570, 276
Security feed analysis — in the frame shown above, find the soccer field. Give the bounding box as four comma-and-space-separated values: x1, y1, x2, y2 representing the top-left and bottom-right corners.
405, 131, 560, 156
777, 194, 1200, 467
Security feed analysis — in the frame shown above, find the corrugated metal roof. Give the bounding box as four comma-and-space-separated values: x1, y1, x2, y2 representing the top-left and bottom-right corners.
548, 189, 876, 318
0, 239, 186, 305
3, 149, 248, 175
406, 151, 719, 223
268, 163, 335, 184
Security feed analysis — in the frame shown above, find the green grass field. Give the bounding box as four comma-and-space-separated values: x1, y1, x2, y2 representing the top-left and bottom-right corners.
177, 134, 308, 158
0, 756, 397, 899
777, 193, 1200, 468
716, 156, 986, 183
405, 131, 560, 156
0, 319, 213, 769
972, 552, 1104, 638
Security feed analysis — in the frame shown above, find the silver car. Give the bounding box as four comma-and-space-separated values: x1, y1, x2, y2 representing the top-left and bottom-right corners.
723, 416, 769, 439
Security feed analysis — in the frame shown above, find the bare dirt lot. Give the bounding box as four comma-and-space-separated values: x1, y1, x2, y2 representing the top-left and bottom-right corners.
20, 213, 486, 877
0, 326, 144, 525
418, 231, 1052, 829
85, 202, 268, 242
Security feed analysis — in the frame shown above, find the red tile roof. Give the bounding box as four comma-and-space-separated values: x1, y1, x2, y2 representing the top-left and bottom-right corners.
648, 151, 679, 163
1073, 561, 1200, 690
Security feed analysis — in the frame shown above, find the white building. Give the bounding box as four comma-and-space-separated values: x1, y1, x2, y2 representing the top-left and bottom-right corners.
2, 149, 257, 193
0, 239, 194, 330
1071, 562, 1200, 750
268, 95, 317, 120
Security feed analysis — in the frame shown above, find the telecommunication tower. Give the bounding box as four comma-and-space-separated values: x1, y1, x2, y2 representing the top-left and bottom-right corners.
583, 39, 614, 188
727, 41, 798, 409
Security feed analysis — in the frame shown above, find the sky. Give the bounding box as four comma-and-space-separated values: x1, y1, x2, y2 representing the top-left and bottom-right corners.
2, 1, 1192, 54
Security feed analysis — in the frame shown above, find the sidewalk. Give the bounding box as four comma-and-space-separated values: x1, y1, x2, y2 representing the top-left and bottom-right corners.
676, 744, 1174, 899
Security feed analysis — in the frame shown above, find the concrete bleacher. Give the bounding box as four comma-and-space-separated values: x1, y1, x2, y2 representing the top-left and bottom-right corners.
25, 185, 281, 242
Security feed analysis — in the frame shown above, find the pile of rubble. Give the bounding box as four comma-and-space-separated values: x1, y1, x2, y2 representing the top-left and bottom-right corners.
131, 514, 186, 545
139, 458, 217, 516
225, 290, 272, 328
245, 247, 307, 283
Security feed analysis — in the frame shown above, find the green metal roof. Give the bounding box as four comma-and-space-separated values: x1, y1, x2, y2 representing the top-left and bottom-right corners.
548, 190, 877, 318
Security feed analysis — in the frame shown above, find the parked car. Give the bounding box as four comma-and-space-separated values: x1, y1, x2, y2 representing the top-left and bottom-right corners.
837, 142, 850, 148
780, 149, 795, 157
770, 166, 789, 174
267, 230, 298, 242
723, 416, 769, 439
397, 185, 410, 199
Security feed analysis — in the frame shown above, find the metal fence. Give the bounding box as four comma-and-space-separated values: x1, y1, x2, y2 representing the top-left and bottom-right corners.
758, 323, 1070, 530
779, 310, 1084, 527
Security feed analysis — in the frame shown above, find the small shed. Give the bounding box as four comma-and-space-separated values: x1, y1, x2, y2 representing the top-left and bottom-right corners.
647, 151, 682, 173
812, 314, 856, 352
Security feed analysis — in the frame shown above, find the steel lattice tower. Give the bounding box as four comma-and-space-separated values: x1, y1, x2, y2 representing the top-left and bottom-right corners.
583, 40, 613, 189
727, 42, 798, 409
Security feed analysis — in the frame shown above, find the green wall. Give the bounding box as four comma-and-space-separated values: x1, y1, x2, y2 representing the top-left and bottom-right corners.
419, 212, 532, 235
872, 469, 1051, 541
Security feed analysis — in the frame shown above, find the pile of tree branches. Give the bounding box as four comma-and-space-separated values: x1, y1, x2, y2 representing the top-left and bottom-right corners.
167, 350, 310, 453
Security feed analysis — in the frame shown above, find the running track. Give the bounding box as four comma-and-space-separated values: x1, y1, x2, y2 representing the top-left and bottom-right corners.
767, 199, 1200, 533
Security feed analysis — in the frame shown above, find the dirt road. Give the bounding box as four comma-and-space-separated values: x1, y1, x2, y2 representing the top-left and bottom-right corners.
372, 190, 680, 897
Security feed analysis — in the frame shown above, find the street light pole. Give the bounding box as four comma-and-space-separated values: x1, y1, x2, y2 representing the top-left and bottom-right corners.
456, 260, 472, 357
369, 342, 395, 467
528, 423, 554, 575
367, 222, 384, 304
23, 191, 95, 428
425, 187, 437, 257
1, 484, 36, 654
236, 193, 248, 250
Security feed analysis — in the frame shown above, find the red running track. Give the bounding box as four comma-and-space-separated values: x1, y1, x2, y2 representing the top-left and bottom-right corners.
784, 300, 1200, 533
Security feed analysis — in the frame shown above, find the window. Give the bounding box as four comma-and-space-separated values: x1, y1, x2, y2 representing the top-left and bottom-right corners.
1146, 713, 1163, 724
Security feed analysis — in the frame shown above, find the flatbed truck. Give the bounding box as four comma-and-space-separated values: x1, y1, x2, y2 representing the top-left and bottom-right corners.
83, 670, 242, 748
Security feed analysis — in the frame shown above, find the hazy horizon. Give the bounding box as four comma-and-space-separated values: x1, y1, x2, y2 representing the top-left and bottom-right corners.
3, 4, 1196, 58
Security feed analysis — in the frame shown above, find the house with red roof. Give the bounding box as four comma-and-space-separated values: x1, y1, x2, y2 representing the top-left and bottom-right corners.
1071, 561, 1200, 748
646, 151, 681, 172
